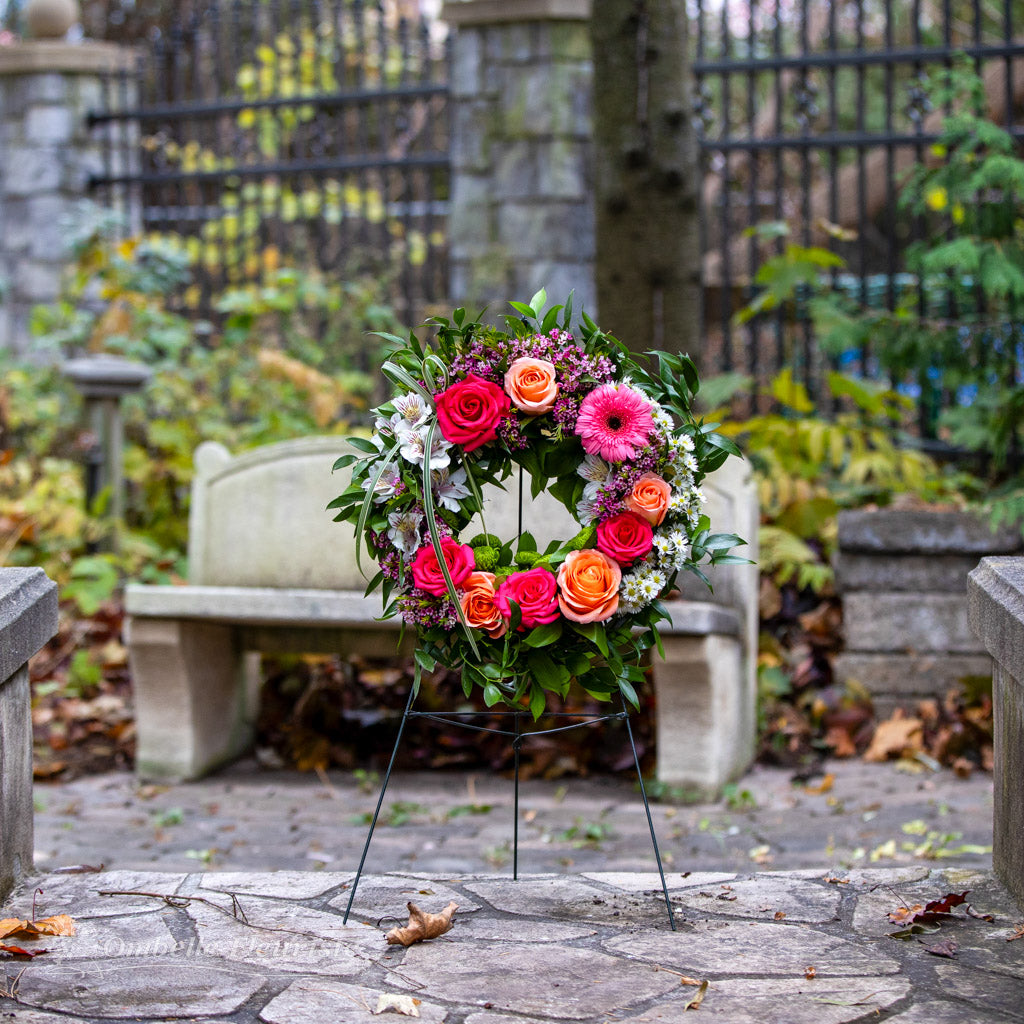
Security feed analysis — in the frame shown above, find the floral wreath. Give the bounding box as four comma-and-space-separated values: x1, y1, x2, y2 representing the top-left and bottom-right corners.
331, 291, 746, 717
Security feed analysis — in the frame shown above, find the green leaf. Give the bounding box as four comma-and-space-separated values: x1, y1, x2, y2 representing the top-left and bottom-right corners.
508, 300, 535, 319
332, 453, 360, 470
522, 621, 563, 648
414, 649, 437, 673
618, 677, 640, 710
483, 681, 503, 707
529, 683, 547, 720
347, 437, 380, 454
528, 287, 547, 315
527, 650, 561, 689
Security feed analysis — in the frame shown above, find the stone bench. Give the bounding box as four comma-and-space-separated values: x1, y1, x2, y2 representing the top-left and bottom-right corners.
125, 436, 759, 795
968, 557, 1024, 910
1, 567, 59, 900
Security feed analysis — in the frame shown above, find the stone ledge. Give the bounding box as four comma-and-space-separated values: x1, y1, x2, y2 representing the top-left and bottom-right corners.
442, 0, 591, 27
838, 508, 1022, 555
125, 583, 740, 637
968, 556, 1024, 672
0, 40, 135, 76
0, 567, 59, 683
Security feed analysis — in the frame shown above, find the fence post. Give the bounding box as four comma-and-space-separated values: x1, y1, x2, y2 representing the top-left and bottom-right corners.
0, 38, 134, 355
442, 0, 596, 316
0, 568, 59, 901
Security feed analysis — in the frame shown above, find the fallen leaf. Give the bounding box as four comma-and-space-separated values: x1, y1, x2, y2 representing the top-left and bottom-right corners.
966, 905, 995, 923
683, 979, 708, 1010
863, 713, 924, 763
805, 773, 834, 795
385, 902, 457, 947
804, 965, 816, 980
373, 993, 422, 1016
1007, 923, 1024, 942
922, 937, 958, 958
678, 976, 704, 986
887, 892, 968, 926
774, 911, 787, 920
0, 944, 48, 958
50, 864, 104, 875
823, 874, 849, 885
0, 914, 76, 940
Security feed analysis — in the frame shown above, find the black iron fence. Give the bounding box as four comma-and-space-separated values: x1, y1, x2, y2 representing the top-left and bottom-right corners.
88, 0, 450, 328
692, 0, 1024, 422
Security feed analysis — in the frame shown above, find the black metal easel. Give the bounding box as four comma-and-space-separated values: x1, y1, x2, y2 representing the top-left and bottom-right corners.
342, 690, 677, 930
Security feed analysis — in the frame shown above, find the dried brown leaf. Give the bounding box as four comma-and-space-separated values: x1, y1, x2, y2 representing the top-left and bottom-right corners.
373, 993, 422, 1016
864, 713, 924, 763
804, 965, 816, 980
384, 901, 457, 947
922, 938, 958, 958
683, 979, 709, 1010
1007, 923, 1024, 942
0, 944, 48, 958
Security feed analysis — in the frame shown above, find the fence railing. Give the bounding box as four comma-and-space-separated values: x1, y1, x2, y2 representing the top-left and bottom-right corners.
87, 0, 451, 329
692, 0, 1024, 426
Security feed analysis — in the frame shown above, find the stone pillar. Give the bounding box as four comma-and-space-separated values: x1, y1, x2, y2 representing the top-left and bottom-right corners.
0, 567, 59, 900
442, 0, 596, 316
968, 557, 1024, 911
0, 40, 134, 355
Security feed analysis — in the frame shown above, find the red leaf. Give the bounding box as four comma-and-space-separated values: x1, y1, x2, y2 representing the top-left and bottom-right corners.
0, 943, 48, 958
887, 891, 969, 925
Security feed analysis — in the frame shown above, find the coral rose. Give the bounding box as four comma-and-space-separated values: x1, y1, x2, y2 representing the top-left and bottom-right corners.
434, 374, 511, 452
625, 472, 672, 526
504, 357, 558, 415
460, 571, 506, 638
596, 511, 654, 567
410, 537, 475, 596
556, 549, 621, 623
494, 567, 560, 629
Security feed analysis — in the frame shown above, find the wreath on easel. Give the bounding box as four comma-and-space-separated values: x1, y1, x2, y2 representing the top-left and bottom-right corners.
330, 290, 746, 716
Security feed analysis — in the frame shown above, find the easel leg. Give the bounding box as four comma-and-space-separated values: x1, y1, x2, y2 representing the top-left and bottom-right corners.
513, 711, 523, 880
343, 685, 416, 925
621, 695, 677, 931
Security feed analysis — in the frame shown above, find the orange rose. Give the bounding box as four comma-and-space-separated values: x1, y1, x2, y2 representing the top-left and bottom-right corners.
625, 472, 671, 526
556, 549, 621, 624
460, 571, 506, 638
504, 357, 558, 415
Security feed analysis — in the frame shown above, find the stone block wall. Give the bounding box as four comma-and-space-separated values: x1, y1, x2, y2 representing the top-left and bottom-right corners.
0, 41, 134, 354
442, 0, 596, 316
968, 557, 1024, 910
834, 508, 1023, 713
0, 567, 59, 901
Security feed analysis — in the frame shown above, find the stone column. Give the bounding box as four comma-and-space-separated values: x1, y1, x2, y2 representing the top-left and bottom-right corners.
442, 0, 596, 316
0, 567, 59, 900
0, 40, 133, 355
968, 557, 1024, 911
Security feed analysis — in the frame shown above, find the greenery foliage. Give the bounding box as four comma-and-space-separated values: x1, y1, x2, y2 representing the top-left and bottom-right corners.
0, 207, 399, 607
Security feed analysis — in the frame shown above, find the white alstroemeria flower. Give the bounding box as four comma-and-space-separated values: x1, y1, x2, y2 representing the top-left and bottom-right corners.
432, 465, 471, 512
387, 509, 423, 557
393, 392, 431, 428
575, 495, 600, 525
362, 463, 401, 504
398, 425, 452, 469
577, 453, 612, 500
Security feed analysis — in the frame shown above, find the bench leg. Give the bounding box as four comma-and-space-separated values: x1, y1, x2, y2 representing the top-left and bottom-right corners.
127, 617, 260, 782
0, 665, 33, 900
652, 633, 751, 798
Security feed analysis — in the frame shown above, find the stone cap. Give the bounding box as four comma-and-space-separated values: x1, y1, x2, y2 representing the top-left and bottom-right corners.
0, 568, 59, 683
968, 556, 1024, 671
441, 0, 590, 26
63, 355, 152, 398
838, 508, 1023, 555
0, 39, 135, 76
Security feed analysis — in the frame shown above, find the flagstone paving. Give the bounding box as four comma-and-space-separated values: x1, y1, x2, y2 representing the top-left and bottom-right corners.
1, 867, 1021, 1022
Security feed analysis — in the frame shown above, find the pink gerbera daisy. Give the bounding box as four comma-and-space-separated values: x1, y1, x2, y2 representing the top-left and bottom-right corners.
575, 385, 654, 462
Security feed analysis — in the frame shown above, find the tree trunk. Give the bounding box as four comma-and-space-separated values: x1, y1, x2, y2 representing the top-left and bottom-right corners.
591, 0, 699, 357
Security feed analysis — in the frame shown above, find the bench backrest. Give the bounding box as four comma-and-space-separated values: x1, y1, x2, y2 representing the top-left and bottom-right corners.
188, 437, 757, 632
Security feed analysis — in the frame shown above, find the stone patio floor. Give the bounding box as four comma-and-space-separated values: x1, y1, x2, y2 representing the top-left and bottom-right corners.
1, 759, 1020, 1022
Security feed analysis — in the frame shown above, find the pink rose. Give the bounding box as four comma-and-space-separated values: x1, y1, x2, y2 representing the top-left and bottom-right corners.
495, 567, 560, 629
596, 511, 654, 567
410, 537, 475, 596
435, 374, 511, 452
